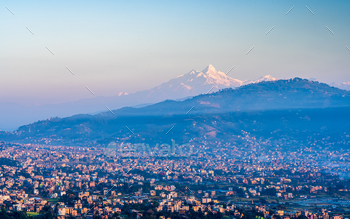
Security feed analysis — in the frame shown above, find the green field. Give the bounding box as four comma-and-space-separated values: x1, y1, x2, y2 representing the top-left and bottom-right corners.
47, 198, 60, 203
26, 212, 40, 216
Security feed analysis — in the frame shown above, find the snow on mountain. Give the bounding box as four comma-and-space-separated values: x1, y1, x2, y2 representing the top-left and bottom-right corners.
0, 65, 278, 131
144, 64, 277, 99
117, 92, 129, 96
149, 64, 244, 97
243, 75, 278, 85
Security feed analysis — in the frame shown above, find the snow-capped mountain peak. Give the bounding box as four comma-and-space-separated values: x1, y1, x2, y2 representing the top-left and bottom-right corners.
202, 64, 217, 74
147, 65, 278, 100
156, 65, 277, 95
0, 64, 280, 130
245, 75, 278, 84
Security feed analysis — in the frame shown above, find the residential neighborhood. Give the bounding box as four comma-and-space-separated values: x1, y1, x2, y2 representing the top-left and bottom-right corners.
0, 140, 349, 218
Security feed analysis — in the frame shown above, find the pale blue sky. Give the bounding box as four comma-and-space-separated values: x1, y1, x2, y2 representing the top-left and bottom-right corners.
1, 0, 350, 104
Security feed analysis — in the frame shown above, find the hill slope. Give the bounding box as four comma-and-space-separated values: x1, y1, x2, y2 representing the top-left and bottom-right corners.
0, 65, 276, 131
2, 78, 350, 149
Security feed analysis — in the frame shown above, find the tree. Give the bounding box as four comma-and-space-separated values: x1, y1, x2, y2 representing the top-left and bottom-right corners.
40, 204, 55, 219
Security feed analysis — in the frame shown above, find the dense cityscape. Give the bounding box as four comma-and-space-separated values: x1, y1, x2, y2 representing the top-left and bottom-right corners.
0, 135, 349, 219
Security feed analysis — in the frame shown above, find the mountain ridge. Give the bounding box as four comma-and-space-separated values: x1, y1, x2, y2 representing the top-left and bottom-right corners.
0, 65, 277, 131
2, 77, 350, 148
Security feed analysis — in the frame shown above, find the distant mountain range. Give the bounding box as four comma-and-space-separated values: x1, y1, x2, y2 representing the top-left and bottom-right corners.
330, 81, 350, 91
148, 64, 278, 98
0, 65, 277, 131
2, 77, 350, 149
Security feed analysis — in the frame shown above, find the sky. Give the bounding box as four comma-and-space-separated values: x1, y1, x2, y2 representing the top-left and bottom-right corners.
1, 0, 350, 105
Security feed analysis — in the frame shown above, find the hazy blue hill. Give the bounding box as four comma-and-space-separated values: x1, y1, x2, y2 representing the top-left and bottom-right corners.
2, 78, 350, 148
0, 65, 276, 131
98, 78, 350, 116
